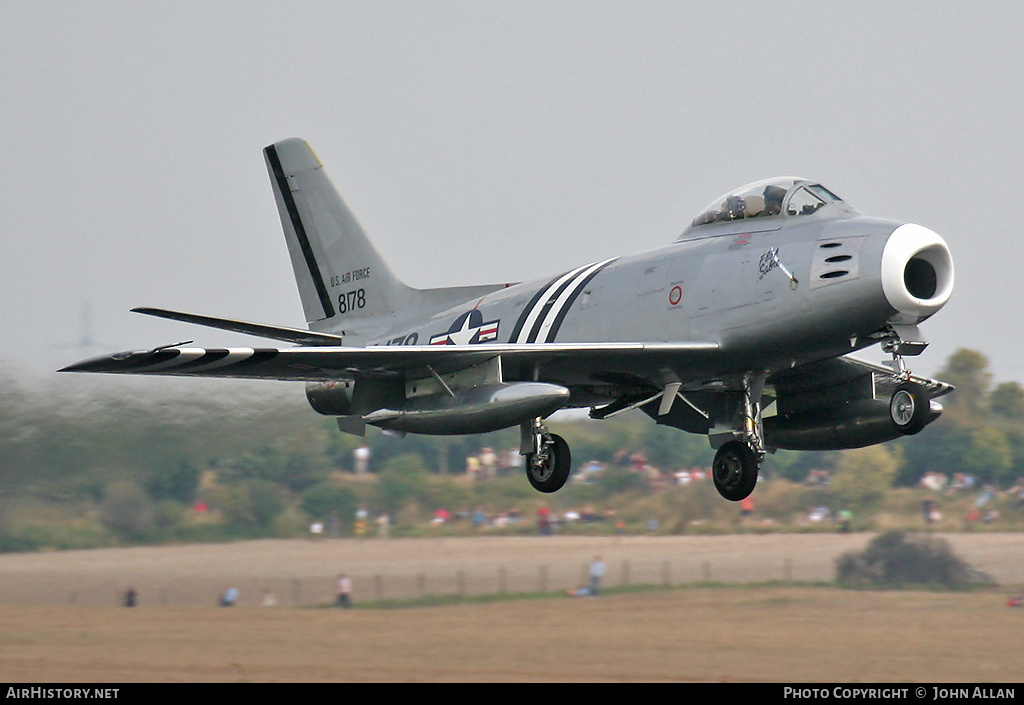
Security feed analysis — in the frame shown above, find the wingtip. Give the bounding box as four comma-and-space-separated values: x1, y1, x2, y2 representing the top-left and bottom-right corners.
57, 349, 154, 374
58, 358, 102, 373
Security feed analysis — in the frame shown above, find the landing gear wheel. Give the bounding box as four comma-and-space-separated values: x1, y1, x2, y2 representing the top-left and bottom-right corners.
712, 440, 759, 501
890, 382, 929, 435
526, 433, 571, 493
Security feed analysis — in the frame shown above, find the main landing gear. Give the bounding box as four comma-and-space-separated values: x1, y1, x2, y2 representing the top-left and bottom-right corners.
712, 441, 760, 502
518, 363, 932, 501
523, 417, 572, 493
710, 372, 766, 502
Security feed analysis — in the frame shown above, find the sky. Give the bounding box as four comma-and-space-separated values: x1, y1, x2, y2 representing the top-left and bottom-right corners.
2, 2, 1022, 392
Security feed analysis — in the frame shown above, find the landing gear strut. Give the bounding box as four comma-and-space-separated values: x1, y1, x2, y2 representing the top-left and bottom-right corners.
710, 372, 766, 502
883, 333, 931, 436
523, 417, 571, 493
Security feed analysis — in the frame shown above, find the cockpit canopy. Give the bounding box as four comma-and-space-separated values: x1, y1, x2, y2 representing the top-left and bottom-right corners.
689, 177, 846, 228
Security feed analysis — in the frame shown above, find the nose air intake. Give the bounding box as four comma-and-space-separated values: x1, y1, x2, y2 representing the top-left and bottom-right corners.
881, 223, 954, 323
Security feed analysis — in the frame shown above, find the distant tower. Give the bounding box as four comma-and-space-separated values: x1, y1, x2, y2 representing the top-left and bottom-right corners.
77, 302, 95, 351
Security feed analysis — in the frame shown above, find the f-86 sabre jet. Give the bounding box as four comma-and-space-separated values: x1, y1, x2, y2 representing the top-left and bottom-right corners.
63, 138, 955, 501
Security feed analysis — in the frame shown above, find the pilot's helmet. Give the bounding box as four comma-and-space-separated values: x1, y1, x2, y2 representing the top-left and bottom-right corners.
763, 185, 787, 213
724, 195, 745, 219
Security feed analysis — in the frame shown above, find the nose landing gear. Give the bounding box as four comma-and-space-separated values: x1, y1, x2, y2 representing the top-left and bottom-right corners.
883, 333, 932, 437
890, 381, 929, 435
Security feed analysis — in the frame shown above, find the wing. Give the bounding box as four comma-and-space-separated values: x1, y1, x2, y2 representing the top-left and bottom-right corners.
60, 341, 721, 385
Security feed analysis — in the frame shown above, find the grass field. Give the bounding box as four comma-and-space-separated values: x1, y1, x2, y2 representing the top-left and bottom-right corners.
1, 534, 1022, 682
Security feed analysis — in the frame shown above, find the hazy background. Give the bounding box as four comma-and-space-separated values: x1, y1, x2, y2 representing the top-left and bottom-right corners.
2, 2, 1019, 388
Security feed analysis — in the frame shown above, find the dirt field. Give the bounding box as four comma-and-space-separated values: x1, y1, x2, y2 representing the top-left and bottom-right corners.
1, 533, 1022, 682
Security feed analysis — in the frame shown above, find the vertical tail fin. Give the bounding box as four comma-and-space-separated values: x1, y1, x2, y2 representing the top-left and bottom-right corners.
264, 138, 413, 335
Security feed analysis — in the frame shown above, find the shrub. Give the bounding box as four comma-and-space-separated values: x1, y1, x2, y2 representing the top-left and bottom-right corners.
99, 480, 155, 540
300, 482, 360, 526
221, 478, 285, 529
592, 464, 648, 497
373, 454, 430, 513
836, 530, 973, 588
146, 459, 201, 504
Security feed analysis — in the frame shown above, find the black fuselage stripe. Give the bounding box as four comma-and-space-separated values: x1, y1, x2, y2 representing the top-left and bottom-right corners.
542, 262, 613, 342
525, 276, 579, 344
265, 145, 335, 319
507, 277, 559, 343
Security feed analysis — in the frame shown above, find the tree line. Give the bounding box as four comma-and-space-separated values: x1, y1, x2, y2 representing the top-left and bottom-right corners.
1, 348, 1022, 548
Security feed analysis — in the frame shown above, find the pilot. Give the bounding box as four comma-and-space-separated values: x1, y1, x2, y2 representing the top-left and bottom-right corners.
723, 195, 745, 220
763, 185, 786, 215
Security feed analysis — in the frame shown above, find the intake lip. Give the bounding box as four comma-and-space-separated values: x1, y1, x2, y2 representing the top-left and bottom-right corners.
881, 223, 954, 323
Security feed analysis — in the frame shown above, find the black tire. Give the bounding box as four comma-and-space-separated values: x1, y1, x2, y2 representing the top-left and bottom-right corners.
890, 382, 929, 435
712, 440, 759, 501
525, 433, 571, 493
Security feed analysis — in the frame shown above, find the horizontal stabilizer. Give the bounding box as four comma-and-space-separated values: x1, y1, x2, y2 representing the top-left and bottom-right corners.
132, 307, 344, 346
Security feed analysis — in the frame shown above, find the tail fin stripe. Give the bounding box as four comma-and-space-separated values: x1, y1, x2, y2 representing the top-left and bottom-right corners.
265, 145, 336, 319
